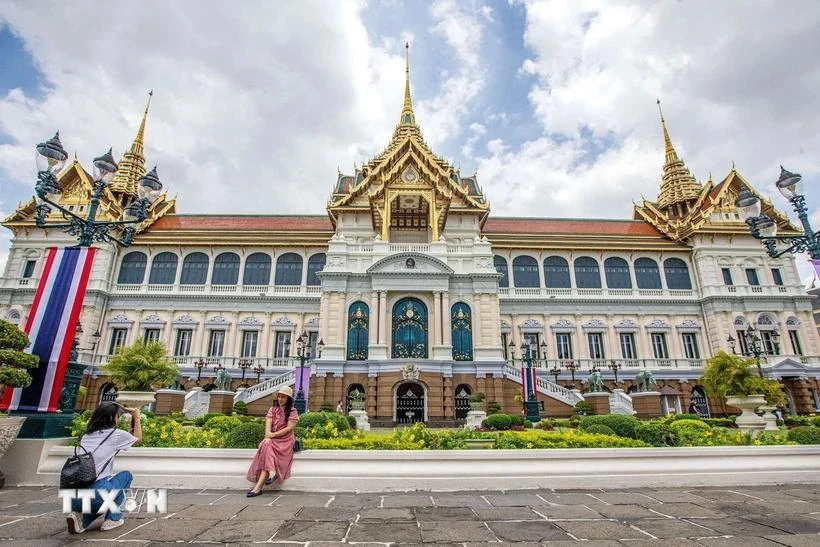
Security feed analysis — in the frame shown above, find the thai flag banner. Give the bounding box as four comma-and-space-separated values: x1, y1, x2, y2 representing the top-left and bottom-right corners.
521, 366, 537, 403
1, 246, 95, 412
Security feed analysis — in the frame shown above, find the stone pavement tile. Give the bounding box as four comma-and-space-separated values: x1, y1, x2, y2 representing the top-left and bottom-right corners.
347, 522, 421, 543
0, 502, 59, 517
628, 517, 718, 538
618, 539, 702, 546
0, 516, 68, 539
293, 507, 359, 521
647, 502, 727, 518
764, 533, 820, 546
696, 537, 783, 547
327, 494, 383, 508
781, 488, 820, 503
741, 500, 818, 515
471, 506, 543, 520
210, 493, 273, 505
271, 520, 349, 542
483, 493, 546, 506
0, 540, 68, 547
358, 507, 415, 522
465, 542, 543, 547
553, 520, 651, 540
742, 514, 820, 534
381, 494, 434, 507
487, 520, 572, 541
168, 502, 248, 519
692, 517, 786, 537
532, 505, 605, 519
0, 516, 20, 526
270, 494, 333, 507
233, 504, 300, 520
0, 489, 52, 508
589, 493, 661, 505
641, 491, 707, 503
690, 490, 765, 503
542, 541, 622, 547
308, 543, 386, 547
117, 517, 219, 541
539, 493, 598, 505
432, 494, 490, 507
414, 506, 478, 521
192, 518, 284, 542
584, 503, 665, 519
420, 520, 498, 542
57, 516, 149, 539
163, 493, 224, 505
736, 488, 819, 503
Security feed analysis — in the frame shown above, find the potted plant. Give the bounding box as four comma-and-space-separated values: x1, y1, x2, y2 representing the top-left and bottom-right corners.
700, 351, 784, 431
469, 391, 486, 411
0, 320, 40, 488
103, 340, 178, 409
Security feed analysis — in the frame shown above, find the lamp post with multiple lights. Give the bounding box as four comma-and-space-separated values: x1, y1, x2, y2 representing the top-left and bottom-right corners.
507, 339, 546, 423
727, 325, 780, 378
287, 332, 324, 414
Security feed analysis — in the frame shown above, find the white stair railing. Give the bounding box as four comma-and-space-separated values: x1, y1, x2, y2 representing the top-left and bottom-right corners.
504, 364, 585, 407
609, 390, 635, 415
183, 389, 210, 418
234, 370, 294, 404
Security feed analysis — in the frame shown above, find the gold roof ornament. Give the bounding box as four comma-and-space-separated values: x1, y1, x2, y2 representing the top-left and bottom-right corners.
110, 90, 152, 197
654, 99, 702, 211
400, 42, 415, 126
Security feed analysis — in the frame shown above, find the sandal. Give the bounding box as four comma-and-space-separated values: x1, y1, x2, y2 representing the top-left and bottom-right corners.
264, 477, 275, 485
246, 490, 261, 498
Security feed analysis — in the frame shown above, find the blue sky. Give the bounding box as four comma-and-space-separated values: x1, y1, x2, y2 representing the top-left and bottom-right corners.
1, 0, 820, 282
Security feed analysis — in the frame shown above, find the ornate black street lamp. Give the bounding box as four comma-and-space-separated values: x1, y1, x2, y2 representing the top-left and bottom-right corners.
194, 358, 208, 385
737, 166, 820, 259
607, 360, 622, 384
549, 366, 561, 384
238, 358, 252, 386
33, 132, 163, 247
507, 340, 541, 423
564, 361, 579, 386
727, 325, 780, 378
253, 364, 265, 384
290, 332, 324, 414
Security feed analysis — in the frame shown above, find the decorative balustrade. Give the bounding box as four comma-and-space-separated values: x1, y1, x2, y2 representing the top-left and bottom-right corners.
113, 283, 322, 296
609, 390, 634, 415
504, 364, 584, 407
234, 370, 294, 404
498, 287, 696, 299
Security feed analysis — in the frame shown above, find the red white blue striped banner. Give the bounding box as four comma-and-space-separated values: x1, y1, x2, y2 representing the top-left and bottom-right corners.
521, 366, 537, 403
1, 246, 95, 412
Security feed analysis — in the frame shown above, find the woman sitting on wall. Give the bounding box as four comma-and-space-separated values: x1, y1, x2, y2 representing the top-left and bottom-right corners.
246, 385, 299, 496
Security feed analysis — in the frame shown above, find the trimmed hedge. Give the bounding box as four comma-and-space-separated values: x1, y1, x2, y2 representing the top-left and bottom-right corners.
635, 422, 678, 447
297, 411, 350, 431
583, 424, 616, 436
787, 426, 820, 445
579, 415, 639, 439
224, 422, 266, 448
482, 414, 513, 431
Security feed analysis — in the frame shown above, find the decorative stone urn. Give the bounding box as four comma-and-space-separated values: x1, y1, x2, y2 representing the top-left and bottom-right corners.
465, 409, 487, 430
116, 390, 156, 410
758, 405, 780, 431
0, 416, 26, 489
726, 394, 766, 434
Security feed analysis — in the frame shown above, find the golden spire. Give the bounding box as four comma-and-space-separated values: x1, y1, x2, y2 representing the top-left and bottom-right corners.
400, 42, 415, 126
657, 98, 678, 163
654, 99, 701, 213
111, 90, 152, 196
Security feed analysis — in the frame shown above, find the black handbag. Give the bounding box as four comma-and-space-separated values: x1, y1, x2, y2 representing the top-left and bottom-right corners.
60, 429, 115, 489
293, 438, 304, 452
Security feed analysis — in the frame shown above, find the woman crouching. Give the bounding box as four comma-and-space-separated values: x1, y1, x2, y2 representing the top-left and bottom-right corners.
246, 385, 299, 496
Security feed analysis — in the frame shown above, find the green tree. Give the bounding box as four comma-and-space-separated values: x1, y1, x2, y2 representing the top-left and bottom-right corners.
700, 351, 785, 405
103, 340, 178, 391
0, 320, 40, 398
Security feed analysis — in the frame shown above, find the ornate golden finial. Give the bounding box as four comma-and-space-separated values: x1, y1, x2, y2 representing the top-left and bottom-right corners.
656, 98, 677, 163
400, 42, 415, 126
134, 90, 153, 148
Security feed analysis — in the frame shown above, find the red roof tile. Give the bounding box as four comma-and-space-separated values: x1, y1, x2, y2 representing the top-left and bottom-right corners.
483, 217, 664, 237
147, 215, 334, 232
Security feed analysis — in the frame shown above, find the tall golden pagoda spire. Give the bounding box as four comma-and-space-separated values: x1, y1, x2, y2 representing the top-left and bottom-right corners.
111, 90, 152, 197
654, 99, 701, 214
400, 42, 415, 126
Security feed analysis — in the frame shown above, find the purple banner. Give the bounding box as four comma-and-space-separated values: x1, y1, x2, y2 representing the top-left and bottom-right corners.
294, 364, 311, 410
811, 259, 820, 279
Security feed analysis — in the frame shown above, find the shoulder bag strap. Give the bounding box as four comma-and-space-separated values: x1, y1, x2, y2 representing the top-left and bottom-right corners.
75, 428, 117, 457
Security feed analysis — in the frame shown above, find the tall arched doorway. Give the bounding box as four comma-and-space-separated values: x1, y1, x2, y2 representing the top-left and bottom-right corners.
395, 381, 426, 424
99, 382, 118, 404
392, 297, 428, 358
454, 384, 472, 420
691, 386, 710, 417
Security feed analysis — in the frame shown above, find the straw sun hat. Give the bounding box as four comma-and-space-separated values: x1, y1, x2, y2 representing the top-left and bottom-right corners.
277, 385, 294, 399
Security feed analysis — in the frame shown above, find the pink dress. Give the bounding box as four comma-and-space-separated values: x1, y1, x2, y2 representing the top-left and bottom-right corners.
246, 406, 299, 484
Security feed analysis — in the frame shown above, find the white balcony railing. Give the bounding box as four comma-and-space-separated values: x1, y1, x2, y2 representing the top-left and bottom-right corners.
113, 284, 322, 296
498, 287, 696, 299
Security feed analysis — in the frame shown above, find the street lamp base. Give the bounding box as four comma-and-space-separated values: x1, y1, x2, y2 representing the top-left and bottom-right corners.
10, 411, 75, 439
525, 399, 540, 424
294, 393, 307, 414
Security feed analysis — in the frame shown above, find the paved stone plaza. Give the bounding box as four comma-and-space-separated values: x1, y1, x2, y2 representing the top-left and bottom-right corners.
0, 484, 818, 545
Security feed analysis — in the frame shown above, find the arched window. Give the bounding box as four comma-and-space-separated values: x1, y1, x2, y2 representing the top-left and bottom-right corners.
307, 253, 326, 286
604, 257, 631, 289
512, 256, 539, 288
275, 253, 303, 285
148, 252, 178, 285
117, 252, 147, 284
212, 252, 240, 285
544, 256, 570, 288
634, 258, 662, 289
180, 252, 209, 285
494, 256, 509, 288
346, 302, 369, 360
451, 302, 473, 361
454, 384, 472, 420
664, 258, 692, 290
243, 253, 271, 285
392, 297, 428, 358
574, 257, 601, 288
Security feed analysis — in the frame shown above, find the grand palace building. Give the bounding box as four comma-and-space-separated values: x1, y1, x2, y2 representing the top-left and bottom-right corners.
3, 54, 820, 424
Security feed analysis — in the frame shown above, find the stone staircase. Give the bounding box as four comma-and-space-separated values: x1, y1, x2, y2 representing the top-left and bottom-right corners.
503, 364, 585, 407
182, 389, 210, 418
233, 370, 294, 404
609, 390, 635, 415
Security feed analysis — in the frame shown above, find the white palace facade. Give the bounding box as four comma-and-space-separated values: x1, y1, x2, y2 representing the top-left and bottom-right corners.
3, 59, 820, 423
